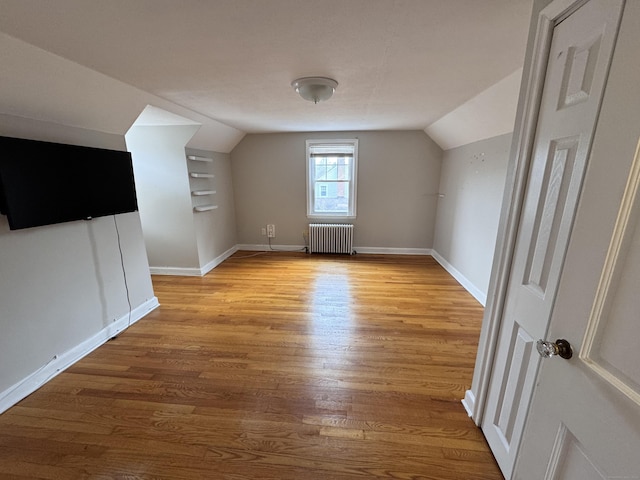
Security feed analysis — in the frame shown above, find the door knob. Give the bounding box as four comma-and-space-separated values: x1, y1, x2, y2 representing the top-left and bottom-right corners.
536, 338, 572, 359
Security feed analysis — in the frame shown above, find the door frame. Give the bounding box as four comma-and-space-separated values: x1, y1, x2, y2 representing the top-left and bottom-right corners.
463, 0, 593, 424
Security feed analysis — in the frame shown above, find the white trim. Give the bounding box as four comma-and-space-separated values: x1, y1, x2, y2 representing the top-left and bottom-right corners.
235, 243, 307, 252
150, 246, 239, 276
306, 139, 358, 218
462, 389, 476, 417
200, 245, 238, 275
149, 266, 203, 276
431, 250, 486, 306
467, 0, 588, 426
236, 244, 431, 256
354, 246, 431, 255
0, 297, 159, 414
306, 215, 357, 221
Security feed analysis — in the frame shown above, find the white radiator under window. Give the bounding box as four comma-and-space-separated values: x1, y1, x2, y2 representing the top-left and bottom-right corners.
308, 223, 354, 254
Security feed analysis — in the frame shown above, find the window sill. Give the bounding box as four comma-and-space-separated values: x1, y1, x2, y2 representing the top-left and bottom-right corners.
307, 215, 356, 221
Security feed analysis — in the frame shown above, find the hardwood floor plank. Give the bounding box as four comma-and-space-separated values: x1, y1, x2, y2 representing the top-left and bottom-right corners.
0, 252, 502, 478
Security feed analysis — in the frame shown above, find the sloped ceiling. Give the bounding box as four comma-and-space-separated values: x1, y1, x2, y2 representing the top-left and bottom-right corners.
0, 0, 533, 151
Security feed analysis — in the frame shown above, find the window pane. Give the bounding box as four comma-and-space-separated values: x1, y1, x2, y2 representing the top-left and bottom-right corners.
314, 181, 350, 213
337, 158, 351, 180
326, 158, 338, 180
315, 156, 352, 181
314, 158, 327, 180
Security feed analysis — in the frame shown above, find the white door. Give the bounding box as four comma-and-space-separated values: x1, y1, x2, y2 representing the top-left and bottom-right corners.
481, 0, 624, 477
514, 0, 640, 477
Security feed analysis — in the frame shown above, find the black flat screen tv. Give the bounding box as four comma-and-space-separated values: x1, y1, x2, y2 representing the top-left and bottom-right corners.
0, 135, 138, 230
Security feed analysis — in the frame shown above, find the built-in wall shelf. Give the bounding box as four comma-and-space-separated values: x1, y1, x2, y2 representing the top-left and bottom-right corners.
193, 205, 218, 212
186, 153, 216, 213
187, 155, 213, 162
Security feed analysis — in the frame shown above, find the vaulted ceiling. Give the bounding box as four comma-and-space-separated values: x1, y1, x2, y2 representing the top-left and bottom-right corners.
0, 0, 533, 149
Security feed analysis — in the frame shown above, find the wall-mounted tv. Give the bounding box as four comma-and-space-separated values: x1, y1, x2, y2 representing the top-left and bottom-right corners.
0, 135, 138, 230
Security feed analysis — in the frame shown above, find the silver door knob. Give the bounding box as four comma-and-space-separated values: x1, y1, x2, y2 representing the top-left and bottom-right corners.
536, 338, 572, 359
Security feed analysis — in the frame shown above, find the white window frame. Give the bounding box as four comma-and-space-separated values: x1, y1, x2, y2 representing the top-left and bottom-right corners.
306, 139, 358, 220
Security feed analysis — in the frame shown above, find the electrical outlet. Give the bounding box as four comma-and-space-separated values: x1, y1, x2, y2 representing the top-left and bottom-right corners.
267, 224, 275, 238
261, 227, 266, 236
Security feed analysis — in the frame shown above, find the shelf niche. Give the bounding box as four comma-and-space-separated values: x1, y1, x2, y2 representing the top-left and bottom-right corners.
187, 153, 216, 214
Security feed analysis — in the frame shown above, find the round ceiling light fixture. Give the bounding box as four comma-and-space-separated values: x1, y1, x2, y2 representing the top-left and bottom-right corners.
291, 76, 338, 104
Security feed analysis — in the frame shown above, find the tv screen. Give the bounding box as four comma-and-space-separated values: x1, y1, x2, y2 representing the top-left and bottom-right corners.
0, 135, 138, 230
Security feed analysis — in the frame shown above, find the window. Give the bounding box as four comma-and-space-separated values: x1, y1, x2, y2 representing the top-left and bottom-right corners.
306, 139, 358, 218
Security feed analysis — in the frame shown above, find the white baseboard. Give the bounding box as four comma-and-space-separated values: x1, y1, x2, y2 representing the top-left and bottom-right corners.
462, 389, 476, 418
152, 245, 432, 273
200, 245, 238, 275
354, 247, 432, 255
150, 245, 239, 276
149, 266, 202, 276
236, 244, 432, 256
236, 243, 307, 252
0, 297, 159, 415
431, 250, 487, 306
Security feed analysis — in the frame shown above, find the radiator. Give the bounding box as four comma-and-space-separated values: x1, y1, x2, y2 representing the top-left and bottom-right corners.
308, 223, 354, 254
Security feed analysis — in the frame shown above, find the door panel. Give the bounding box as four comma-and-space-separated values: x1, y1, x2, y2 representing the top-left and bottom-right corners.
523, 135, 580, 296
581, 177, 640, 403
482, 1, 624, 476
493, 325, 535, 448
546, 426, 608, 480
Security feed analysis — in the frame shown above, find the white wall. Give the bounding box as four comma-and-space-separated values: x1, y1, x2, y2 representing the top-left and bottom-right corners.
186, 148, 239, 271
125, 125, 201, 272
231, 130, 442, 253
432, 133, 512, 304
0, 115, 157, 412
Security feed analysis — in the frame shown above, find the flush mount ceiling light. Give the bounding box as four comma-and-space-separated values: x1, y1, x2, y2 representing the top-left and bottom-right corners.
291, 77, 338, 104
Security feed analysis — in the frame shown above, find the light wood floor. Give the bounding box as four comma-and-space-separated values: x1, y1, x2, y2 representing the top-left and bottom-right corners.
0, 252, 502, 479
